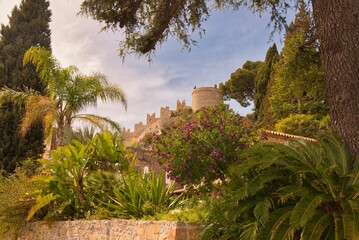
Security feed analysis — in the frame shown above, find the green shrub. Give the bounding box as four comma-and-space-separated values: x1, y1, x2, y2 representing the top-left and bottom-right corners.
152, 104, 259, 190
274, 114, 328, 137
27, 130, 135, 221
202, 134, 359, 239
104, 172, 185, 219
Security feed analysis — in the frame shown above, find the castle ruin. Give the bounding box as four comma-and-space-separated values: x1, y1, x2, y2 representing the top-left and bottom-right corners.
122, 85, 223, 145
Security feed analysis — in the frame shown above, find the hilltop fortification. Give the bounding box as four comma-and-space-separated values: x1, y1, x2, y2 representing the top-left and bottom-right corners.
122, 85, 223, 145
192, 86, 223, 111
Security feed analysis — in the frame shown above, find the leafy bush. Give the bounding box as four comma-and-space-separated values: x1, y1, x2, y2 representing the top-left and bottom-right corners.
27, 130, 135, 221
104, 172, 185, 219
152, 104, 258, 190
274, 114, 328, 137
202, 134, 359, 239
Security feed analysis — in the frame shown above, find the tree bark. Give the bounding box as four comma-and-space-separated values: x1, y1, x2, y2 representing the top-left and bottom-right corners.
311, 0, 359, 157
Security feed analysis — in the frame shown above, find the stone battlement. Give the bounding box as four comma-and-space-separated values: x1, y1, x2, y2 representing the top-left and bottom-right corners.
122, 85, 223, 146
122, 100, 191, 145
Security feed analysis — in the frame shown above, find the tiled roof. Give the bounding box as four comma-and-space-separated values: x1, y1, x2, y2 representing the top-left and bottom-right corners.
263, 130, 317, 142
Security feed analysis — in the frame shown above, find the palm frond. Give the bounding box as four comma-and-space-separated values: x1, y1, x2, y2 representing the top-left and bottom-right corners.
20, 96, 57, 136
341, 199, 359, 239
63, 73, 127, 113
300, 212, 332, 240
321, 221, 335, 240
276, 185, 307, 205
0, 86, 39, 107
290, 191, 331, 226
23, 46, 60, 87
259, 206, 294, 240
272, 140, 320, 177
74, 114, 121, 132
97, 84, 127, 110
246, 168, 288, 197
319, 133, 353, 176
254, 198, 272, 225
240, 222, 259, 240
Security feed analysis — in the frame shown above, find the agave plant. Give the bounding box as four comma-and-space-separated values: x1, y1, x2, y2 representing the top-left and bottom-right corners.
104, 172, 185, 219
202, 134, 359, 240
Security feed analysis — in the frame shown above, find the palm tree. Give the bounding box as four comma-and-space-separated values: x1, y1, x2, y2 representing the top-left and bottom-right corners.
202, 134, 359, 239
0, 46, 127, 149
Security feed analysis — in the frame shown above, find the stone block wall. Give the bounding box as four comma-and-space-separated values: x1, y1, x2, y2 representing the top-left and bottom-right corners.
17, 219, 200, 240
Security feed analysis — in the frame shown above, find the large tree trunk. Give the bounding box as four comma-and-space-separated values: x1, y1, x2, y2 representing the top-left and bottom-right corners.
311, 0, 359, 157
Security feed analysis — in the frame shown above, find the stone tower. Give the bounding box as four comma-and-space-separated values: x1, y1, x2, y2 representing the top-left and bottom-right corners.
191, 85, 223, 112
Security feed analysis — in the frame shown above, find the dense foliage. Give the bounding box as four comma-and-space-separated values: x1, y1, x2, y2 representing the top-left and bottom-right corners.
254, 44, 279, 123
26, 131, 185, 222
0, 0, 51, 172
151, 104, 258, 189
274, 114, 329, 138
269, 5, 328, 126
202, 134, 359, 239
220, 61, 263, 108
220, 5, 328, 138
27, 131, 134, 220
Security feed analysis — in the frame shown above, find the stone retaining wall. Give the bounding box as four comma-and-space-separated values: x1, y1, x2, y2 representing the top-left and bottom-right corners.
17, 219, 200, 240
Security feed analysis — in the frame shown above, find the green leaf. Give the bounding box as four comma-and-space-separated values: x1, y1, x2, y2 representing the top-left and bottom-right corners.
319, 134, 352, 176
254, 199, 272, 225
290, 191, 330, 226
341, 199, 359, 239
26, 194, 56, 221
240, 222, 259, 240
259, 206, 293, 240
301, 212, 332, 239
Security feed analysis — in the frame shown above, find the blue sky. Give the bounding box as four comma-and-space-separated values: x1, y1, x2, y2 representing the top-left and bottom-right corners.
0, 0, 293, 131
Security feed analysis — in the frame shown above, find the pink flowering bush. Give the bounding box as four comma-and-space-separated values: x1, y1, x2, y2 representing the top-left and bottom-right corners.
151, 104, 258, 189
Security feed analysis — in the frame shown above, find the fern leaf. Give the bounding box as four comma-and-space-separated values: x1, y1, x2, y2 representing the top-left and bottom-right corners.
26, 194, 56, 221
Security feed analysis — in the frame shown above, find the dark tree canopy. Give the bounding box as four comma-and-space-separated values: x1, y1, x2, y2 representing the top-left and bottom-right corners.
80, 0, 293, 58
0, 0, 52, 172
219, 61, 262, 107
80, 0, 359, 156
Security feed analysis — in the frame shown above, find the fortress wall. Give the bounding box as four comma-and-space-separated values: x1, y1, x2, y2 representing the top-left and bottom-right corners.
147, 113, 159, 124
124, 86, 223, 145
176, 100, 187, 109
160, 106, 172, 117
134, 122, 146, 136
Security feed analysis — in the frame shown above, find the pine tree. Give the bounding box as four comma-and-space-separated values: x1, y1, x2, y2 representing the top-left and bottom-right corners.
219, 61, 263, 108
0, 0, 52, 172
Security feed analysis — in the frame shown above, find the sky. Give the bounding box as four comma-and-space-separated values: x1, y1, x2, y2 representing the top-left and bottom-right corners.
0, 0, 292, 131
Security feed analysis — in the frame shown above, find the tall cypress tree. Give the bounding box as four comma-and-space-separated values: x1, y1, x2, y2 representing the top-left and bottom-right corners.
254, 43, 279, 123
0, 0, 51, 172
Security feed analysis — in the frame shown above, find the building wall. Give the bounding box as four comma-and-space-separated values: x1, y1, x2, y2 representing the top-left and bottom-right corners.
17, 219, 200, 240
